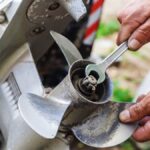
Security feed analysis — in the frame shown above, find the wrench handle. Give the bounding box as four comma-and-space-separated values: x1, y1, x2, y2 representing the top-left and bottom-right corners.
102, 41, 128, 70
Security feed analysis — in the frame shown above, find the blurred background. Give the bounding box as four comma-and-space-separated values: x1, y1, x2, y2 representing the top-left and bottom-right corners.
93, 0, 150, 103
76, 0, 150, 149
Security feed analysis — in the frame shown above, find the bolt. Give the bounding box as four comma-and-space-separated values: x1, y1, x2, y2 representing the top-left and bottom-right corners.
32, 26, 45, 35
77, 75, 98, 97
82, 75, 98, 91
48, 2, 60, 11
44, 88, 52, 95
66, 135, 74, 143
0, 11, 6, 23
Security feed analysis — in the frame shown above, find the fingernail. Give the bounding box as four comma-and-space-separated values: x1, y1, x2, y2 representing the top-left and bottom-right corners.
120, 110, 130, 122
128, 39, 141, 50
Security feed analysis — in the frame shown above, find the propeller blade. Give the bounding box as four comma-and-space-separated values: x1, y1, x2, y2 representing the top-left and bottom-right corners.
72, 102, 137, 148
50, 31, 83, 66
18, 93, 71, 139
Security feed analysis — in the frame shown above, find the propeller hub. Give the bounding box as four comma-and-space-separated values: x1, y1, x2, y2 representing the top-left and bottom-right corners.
70, 60, 112, 104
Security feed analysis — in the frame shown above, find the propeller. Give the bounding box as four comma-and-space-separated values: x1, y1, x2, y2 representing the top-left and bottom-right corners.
18, 31, 137, 148
18, 31, 83, 139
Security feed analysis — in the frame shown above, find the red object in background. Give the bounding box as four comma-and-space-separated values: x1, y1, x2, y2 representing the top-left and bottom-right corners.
84, 0, 104, 46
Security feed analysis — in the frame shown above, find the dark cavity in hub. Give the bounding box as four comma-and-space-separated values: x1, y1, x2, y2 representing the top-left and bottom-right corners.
71, 62, 108, 103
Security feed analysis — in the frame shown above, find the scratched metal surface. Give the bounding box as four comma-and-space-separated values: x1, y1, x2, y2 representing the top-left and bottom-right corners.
27, 0, 68, 24
72, 102, 137, 148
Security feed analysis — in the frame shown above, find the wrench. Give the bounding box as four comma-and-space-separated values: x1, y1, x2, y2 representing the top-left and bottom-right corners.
85, 41, 129, 84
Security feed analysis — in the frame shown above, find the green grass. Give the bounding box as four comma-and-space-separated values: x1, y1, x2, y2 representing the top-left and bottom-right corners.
130, 51, 145, 59
96, 20, 120, 38
112, 80, 133, 103
121, 141, 135, 150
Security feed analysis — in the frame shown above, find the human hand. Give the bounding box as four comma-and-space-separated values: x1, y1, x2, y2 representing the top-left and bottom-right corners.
119, 94, 150, 142
117, 0, 150, 50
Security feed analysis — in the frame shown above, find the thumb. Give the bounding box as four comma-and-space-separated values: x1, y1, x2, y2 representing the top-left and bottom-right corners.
119, 95, 150, 123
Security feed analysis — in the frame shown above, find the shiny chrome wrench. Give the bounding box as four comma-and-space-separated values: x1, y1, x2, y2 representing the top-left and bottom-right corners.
86, 41, 129, 84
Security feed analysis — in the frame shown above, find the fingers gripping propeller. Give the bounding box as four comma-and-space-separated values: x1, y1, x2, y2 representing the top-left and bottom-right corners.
72, 102, 137, 148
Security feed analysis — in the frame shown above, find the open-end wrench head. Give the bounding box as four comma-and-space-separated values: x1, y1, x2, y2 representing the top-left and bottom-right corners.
85, 64, 106, 84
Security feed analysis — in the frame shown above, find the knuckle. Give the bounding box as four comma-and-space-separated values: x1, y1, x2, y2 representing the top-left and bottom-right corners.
117, 13, 122, 20
139, 96, 150, 114
117, 11, 126, 22
129, 103, 145, 119
133, 104, 143, 113
122, 19, 140, 27
137, 29, 149, 37
134, 20, 150, 43
145, 94, 150, 100
133, 28, 150, 44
